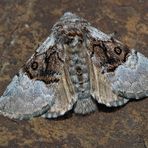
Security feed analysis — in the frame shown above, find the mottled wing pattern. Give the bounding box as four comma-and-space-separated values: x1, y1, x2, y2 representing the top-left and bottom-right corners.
107, 50, 148, 99
0, 12, 147, 120
0, 34, 77, 119
42, 65, 77, 118
86, 26, 148, 107
89, 61, 129, 107
42, 13, 97, 117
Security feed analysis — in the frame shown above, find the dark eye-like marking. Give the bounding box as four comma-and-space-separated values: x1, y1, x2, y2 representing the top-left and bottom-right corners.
31, 62, 38, 70
114, 47, 122, 55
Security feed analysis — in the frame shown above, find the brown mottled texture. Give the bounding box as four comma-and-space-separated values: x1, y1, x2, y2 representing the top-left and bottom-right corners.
0, 0, 147, 147
87, 38, 130, 72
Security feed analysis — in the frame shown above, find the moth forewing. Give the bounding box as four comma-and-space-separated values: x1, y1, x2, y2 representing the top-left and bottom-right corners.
0, 70, 55, 119
0, 34, 61, 119
0, 12, 147, 120
89, 63, 129, 107
86, 24, 148, 106
42, 65, 78, 118
107, 50, 148, 100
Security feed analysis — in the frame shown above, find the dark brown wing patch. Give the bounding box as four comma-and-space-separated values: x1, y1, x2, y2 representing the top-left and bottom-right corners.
86, 37, 130, 73
24, 44, 64, 84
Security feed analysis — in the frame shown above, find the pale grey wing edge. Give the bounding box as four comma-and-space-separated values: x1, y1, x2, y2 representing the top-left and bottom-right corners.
85, 25, 147, 106
107, 50, 148, 100
0, 71, 54, 120
89, 61, 129, 107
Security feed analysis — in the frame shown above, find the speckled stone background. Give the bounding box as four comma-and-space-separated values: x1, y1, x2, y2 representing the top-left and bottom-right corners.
0, 0, 148, 147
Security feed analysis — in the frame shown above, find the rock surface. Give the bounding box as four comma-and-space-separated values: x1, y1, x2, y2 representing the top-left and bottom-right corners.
0, 0, 147, 147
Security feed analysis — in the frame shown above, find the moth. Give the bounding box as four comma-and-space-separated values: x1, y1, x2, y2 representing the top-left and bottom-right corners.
0, 12, 148, 120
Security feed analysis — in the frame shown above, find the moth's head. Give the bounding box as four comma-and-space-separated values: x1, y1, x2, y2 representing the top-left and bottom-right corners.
91, 38, 130, 72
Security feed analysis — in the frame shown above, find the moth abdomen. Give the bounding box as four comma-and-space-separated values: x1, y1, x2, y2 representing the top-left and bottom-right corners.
65, 39, 97, 114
